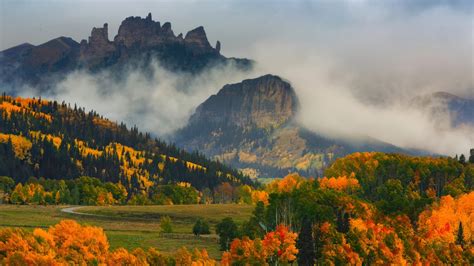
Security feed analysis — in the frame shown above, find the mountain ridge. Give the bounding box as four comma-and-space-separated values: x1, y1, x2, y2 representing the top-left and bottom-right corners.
0, 13, 252, 92
411, 91, 474, 127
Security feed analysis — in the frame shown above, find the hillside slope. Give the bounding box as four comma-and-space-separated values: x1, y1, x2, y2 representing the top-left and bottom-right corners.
0, 95, 253, 195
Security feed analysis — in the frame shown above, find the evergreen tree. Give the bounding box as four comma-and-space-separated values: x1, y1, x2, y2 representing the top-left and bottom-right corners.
242, 201, 266, 239
192, 218, 210, 236
216, 217, 239, 251
456, 221, 465, 248
296, 218, 316, 266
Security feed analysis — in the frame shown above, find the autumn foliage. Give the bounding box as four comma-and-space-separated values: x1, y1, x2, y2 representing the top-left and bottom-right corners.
267, 173, 305, 194
0, 220, 108, 265
221, 224, 298, 265
319, 173, 360, 192
0, 220, 216, 265
0, 133, 32, 159
419, 191, 474, 244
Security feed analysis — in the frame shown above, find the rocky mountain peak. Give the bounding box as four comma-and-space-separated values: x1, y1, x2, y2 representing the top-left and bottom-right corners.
215, 41, 221, 53
80, 23, 114, 65
184, 26, 214, 54
89, 23, 110, 45
189, 74, 299, 129
1, 13, 252, 89
114, 14, 167, 48
176, 74, 407, 178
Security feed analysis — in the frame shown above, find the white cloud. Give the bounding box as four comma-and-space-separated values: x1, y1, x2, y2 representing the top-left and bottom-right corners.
20, 60, 254, 137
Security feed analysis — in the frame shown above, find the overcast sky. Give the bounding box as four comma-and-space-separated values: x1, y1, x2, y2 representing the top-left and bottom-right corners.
2, 0, 473, 155
1, 1, 471, 57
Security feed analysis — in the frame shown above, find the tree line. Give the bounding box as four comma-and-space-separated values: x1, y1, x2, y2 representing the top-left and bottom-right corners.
0, 175, 267, 206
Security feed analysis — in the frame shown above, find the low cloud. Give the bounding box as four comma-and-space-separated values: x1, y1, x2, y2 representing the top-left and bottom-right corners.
247, 2, 473, 156
20, 60, 254, 137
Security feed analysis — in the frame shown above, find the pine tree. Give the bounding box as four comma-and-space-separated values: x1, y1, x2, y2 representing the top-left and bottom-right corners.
456, 221, 465, 248
296, 218, 316, 266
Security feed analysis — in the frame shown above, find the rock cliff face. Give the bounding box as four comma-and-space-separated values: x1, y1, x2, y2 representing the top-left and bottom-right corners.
0, 13, 251, 91
79, 23, 115, 67
190, 75, 298, 129
175, 75, 408, 178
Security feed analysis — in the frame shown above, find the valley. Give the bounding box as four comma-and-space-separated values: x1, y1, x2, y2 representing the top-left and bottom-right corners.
0, 4, 473, 265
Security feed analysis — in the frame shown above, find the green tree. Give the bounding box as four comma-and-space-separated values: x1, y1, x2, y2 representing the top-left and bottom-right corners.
192, 218, 210, 236
45, 192, 55, 205
105, 182, 127, 204
32, 189, 45, 205
237, 185, 252, 204
0, 176, 14, 193
216, 217, 239, 250
296, 217, 316, 266
375, 179, 409, 215
459, 154, 466, 164
159, 216, 173, 233
58, 180, 72, 204
242, 201, 266, 239
71, 184, 80, 205
200, 187, 213, 204
10, 183, 25, 204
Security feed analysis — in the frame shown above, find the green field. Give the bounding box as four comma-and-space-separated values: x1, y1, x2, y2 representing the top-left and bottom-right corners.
0, 204, 253, 259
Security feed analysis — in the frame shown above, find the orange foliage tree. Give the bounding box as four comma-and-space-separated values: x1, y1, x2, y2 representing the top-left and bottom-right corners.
251, 190, 269, 205
267, 173, 305, 194
319, 173, 360, 193
348, 218, 407, 264
0, 219, 215, 265
419, 191, 474, 244
221, 224, 298, 265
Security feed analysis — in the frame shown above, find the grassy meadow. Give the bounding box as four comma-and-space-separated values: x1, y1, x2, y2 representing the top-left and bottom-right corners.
0, 204, 253, 259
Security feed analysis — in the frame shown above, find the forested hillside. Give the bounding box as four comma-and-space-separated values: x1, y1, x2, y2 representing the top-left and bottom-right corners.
215, 153, 474, 264
325, 152, 474, 222
0, 95, 254, 204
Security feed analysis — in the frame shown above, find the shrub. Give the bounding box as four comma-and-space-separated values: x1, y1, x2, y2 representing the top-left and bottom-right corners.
159, 216, 173, 233
192, 218, 210, 236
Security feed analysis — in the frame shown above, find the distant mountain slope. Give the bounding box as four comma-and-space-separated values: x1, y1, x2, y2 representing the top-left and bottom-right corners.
175, 75, 410, 178
0, 13, 252, 91
411, 91, 474, 127
0, 95, 253, 194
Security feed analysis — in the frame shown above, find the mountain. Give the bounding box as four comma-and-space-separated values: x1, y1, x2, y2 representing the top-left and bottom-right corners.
0, 13, 252, 91
411, 91, 474, 127
175, 75, 409, 178
0, 94, 254, 196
